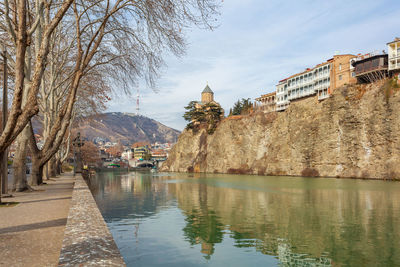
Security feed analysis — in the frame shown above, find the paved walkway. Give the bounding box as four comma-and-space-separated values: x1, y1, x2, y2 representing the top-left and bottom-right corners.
0, 173, 75, 267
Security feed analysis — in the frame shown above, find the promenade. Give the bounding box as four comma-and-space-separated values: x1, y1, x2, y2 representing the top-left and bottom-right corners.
0, 173, 74, 267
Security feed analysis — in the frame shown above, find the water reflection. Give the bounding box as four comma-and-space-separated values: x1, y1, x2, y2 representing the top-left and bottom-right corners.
89, 171, 400, 266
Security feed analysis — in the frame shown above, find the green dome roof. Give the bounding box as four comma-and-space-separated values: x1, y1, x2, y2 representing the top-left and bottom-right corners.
202, 84, 213, 94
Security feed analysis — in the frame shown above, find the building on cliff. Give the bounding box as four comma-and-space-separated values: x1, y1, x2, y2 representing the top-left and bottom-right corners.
255, 92, 276, 113
257, 38, 399, 113
195, 84, 223, 111
195, 84, 216, 108
275, 54, 357, 111
181, 84, 225, 132
388, 38, 400, 80
352, 52, 388, 83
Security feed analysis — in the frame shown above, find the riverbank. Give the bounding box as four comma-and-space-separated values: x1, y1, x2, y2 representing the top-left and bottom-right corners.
0, 174, 74, 266
58, 174, 125, 266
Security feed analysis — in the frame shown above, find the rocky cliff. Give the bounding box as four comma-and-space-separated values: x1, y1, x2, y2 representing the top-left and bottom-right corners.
161, 82, 400, 179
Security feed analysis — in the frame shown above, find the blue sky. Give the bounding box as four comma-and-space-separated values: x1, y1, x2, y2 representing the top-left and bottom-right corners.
107, 0, 400, 131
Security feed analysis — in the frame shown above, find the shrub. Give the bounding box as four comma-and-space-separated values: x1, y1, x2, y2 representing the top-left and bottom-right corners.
301, 168, 320, 177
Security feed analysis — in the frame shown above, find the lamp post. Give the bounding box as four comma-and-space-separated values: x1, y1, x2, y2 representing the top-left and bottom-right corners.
1, 45, 8, 198
72, 132, 85, 176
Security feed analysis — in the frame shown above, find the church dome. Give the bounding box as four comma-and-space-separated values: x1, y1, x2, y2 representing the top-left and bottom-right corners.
202, 85, 213, 94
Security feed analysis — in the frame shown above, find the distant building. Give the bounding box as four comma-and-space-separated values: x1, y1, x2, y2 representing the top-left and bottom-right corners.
201, 84, 214, 103
134, 146, 151, 160
151, 149, 167, 161
121, 148, 134, 160
195, 84, 221, 109
276, 79, 289, 111
132, 142, 150, 149
330, 54, 357, 91
194, 84, 224, 118
255, 92, 276, 113
388, 38, 400, 78
275, 54, 357, 111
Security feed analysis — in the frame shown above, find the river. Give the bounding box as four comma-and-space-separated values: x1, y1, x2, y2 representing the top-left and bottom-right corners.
88, 171, 400, 266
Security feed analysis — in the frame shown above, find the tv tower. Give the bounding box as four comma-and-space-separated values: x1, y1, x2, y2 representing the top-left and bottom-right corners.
136, 87, 140, 115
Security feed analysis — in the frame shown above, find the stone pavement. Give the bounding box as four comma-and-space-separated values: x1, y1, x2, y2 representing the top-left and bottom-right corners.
0, 173, 74, 267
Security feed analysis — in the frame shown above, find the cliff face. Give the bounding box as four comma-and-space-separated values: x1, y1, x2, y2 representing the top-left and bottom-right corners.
162, 82, 400, 179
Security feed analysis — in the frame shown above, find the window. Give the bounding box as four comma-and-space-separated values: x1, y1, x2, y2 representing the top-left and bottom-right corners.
339, 75, 342, 80
351, 72, 356, 77
339, 63, 342, 71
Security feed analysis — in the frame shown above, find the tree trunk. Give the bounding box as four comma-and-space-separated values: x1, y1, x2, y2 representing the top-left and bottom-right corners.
12, 127, 29, 192
30, 157, 43, 186
43, 162, 49, 180
49, 156, 57, 177
56, 157, 62, 175
0, 151, 6, 199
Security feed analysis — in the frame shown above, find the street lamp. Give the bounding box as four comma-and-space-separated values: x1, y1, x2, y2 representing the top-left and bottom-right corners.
72, 132, 85, 175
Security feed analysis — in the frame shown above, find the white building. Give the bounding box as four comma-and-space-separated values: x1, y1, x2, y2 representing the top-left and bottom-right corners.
388, 38, 400, 73
276, 61, 332, 111
121, 148, 134, 160
276, 79, 289, 111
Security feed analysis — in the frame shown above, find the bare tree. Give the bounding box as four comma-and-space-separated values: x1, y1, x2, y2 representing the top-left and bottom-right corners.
26, 0, 220, 185
0, 0, 220, 187
0, 0, 74, 154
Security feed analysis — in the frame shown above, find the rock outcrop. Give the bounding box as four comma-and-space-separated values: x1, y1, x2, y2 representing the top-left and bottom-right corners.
162, 82, 400, 179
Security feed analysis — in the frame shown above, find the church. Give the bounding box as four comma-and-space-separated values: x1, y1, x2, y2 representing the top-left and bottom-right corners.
195, 84, 222, 110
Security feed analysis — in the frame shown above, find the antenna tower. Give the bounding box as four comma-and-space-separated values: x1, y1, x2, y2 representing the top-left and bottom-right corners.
136, 88, 140, 115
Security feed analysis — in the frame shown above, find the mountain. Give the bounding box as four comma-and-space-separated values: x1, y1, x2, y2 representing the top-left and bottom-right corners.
76, 112, 180, 145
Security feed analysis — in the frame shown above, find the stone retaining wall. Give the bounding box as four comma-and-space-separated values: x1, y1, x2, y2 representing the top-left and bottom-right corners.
58, 175, 125, 266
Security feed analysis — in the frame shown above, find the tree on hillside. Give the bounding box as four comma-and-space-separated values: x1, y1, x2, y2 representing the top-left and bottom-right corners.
183, 101, 206, 129
203, 103, 224, 134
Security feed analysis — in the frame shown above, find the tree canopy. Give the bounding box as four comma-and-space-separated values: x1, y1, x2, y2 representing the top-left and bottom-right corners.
183, 101, 223, 134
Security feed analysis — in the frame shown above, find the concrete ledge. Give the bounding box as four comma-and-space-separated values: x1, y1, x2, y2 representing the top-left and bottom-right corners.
58, 175, 125, 266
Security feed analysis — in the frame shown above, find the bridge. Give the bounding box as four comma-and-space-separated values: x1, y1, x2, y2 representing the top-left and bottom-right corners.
128, 159, 165, 169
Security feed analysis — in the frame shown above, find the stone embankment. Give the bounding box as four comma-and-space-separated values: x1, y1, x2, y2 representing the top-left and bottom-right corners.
59, 175, 125, 266
162, 81, 400, 179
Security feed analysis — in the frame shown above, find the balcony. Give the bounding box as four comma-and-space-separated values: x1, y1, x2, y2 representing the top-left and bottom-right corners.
389, 62, 400, 71
318, 94, 329, 101
276, 104, 289, 112
288, 89, 316, 101
276, 99, 289, 105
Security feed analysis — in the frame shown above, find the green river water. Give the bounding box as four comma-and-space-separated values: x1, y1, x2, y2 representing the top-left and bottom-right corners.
88, 171, 400, 267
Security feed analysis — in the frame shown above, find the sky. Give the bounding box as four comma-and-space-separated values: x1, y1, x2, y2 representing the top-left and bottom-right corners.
107, 0, 400, 131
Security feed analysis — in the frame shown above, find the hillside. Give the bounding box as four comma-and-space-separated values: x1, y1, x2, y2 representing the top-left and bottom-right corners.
76, 112, 180, 145
162, 81, 400, 180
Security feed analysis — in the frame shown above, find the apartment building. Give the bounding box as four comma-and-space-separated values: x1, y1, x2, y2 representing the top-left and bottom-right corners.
255, 92, 276, 113
276, 79, 289, 111
388, 38, 400, 75
276, 54, 356, 111
330, 54, 357, 91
